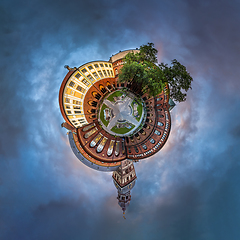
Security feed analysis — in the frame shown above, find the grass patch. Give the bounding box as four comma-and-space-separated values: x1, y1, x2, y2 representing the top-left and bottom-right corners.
131, 100, 143, 121
111, 124, 135, 134
136, 104, 143, 121
99, 104, 109, 127
107, 90, 125, 102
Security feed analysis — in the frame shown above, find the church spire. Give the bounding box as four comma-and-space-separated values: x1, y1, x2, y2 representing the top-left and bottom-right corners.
112, 160, 137, 213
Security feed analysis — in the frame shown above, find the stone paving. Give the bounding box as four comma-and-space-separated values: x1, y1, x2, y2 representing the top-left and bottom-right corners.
99, 93, 143, 136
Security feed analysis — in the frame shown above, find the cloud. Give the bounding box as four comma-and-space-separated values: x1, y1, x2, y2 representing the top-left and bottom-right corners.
1, 0, 240, 239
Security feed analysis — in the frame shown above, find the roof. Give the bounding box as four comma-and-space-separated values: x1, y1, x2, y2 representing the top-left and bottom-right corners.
109, 49, 139, 63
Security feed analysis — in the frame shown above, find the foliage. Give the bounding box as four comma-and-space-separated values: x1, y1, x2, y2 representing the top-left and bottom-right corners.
118, 43, 193, 102
159, 60, 193, 102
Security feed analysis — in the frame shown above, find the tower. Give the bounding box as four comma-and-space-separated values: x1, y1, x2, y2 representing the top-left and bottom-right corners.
112, 160, 137, 214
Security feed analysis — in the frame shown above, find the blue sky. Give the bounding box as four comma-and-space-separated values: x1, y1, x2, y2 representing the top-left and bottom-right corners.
1, 0, 240, 239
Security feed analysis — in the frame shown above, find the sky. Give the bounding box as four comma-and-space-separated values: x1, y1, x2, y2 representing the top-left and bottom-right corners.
1, 0, 240, 239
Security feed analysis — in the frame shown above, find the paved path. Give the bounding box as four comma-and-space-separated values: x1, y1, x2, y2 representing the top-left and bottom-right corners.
103, 97, 139, 131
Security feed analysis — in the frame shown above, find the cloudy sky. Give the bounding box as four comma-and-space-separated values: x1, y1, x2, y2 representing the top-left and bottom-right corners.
1, 0, 240, 239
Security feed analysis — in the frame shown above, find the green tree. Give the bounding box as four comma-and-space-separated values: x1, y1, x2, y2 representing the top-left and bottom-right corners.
118, 43, 193, 102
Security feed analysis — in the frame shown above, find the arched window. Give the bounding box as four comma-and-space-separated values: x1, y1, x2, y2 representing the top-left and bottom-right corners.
142, 144, 147, 150
99, 84, 107, 94
150, 138, 155, 144
134, 146, 139, 153
92, 91, 101, 100
106, 81, 112, 90
154, 130, 161, 136
88, 101, 97, 107
87, 109, 96, 114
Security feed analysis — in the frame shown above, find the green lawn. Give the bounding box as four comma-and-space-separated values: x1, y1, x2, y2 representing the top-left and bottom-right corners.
99, 104, 109, 127
131, 100, 143, 121
111, 124, 135, 134
136, 103, 143, 121
107, 90, 125, 102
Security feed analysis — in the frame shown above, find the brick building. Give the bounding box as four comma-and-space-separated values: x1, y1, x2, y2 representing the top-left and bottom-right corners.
59, 49, 174, 213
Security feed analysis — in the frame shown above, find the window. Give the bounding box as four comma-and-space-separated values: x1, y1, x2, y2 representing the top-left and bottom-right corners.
88, 101, 97, 107
107, 70, 110, 76
92, 72, 99, 79
100, 63, 104, 67
94, 64, 99, 68
150, 138, 155, 144
81, 79, 90, 86
88, 109, 96, 113
105, 64, 108, 67
157, 122, 164, 126
65, 98, 70, 103
74, 110, 81, 114
84, 127, 98, 138
103, 70, 107, 77
142, 144, 147, 150
99, 85, 107, 94
69, 81, 75, 87
154, 130, 161, 136
98, 71, 103, 78
134, 146, 139, 153
92, 92, 101, 100
73, 100, 81, 105
79, 119, 85, 123
76, 85, 85, 93
75, 73, 80, 79
87, 75, 94, 81
128, 147, 131, 153
81, 68, 87, 73
88, 65, 93, 70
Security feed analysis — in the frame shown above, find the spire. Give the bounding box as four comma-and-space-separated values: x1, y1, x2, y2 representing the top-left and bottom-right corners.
112, 159, 137, 213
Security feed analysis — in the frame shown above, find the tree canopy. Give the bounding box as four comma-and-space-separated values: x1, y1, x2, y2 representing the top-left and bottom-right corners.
118, 43, 193, 102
